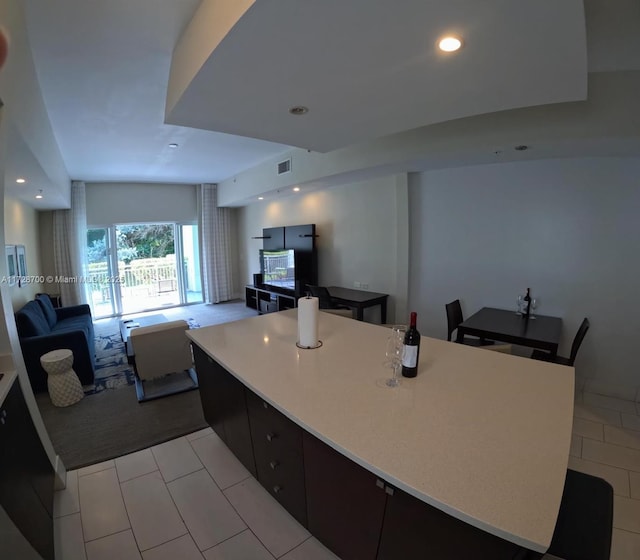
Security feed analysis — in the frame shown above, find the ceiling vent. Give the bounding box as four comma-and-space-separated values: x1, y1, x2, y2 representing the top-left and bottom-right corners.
277, 158, 291, 175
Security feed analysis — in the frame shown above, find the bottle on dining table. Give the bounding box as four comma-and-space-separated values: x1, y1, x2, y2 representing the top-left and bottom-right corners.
523, 288, 531, 318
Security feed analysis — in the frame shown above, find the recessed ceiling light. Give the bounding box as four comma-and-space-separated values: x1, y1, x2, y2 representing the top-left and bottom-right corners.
16, 178, 26, 184
258, 196, 264, 200
168, 143, 179, 148
438, 36, 463, 52
35, 190, 43, 199
289, 106, 309, 116
293, 187, 301, 192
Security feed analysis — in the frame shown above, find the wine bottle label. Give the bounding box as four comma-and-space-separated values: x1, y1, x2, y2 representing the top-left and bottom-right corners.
402, 345, 418, 368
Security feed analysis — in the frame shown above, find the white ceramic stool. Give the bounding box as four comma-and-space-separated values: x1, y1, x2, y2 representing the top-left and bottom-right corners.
40, 349, 84, 407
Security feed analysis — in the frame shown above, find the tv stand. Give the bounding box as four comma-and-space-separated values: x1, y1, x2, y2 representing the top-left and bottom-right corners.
245, 285, 297, 314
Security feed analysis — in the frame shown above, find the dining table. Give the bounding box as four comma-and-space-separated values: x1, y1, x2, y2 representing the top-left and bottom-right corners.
327, 286, 389, 323
456, 307, 563, 357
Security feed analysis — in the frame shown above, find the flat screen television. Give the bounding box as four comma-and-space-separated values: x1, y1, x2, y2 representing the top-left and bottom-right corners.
260, 249, 296, 291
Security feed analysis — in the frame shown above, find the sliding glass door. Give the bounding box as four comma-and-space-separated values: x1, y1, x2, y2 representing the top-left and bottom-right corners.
86, 228, 119, 317
179, 224, 203, 304
87, 223, 202, 318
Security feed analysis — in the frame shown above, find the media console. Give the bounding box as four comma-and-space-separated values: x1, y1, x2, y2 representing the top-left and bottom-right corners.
245, 285, 297, 314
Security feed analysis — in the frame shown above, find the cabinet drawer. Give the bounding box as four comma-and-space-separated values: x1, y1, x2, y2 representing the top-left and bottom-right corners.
255, 448, 307, 526
246, 389, 307, 526
246, 390, 303, 456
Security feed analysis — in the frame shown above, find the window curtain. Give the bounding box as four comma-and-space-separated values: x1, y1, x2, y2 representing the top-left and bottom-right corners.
52, 181, 88, 306
199, 183, 234, 303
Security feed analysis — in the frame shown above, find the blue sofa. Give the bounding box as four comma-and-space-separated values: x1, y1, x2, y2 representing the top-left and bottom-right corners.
15, 294, 96, 393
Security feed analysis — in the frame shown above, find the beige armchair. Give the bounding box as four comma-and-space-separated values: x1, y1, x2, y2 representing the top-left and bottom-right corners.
130, 319, 197, 402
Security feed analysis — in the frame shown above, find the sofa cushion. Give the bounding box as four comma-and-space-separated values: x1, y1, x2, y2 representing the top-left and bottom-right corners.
15, 301, 51, 337
52, 316, 92, 338
36, 294, 58, 329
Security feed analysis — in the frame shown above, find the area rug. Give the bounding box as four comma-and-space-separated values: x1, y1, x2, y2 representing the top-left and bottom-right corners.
36, 317, 206, 469
36, 385, 207, 470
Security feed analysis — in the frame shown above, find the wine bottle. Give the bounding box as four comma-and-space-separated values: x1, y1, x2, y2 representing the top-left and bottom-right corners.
401, 311, 421, 378
524, 288, 531, 317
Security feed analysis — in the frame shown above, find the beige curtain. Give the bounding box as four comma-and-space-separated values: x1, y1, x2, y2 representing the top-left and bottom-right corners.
52, 181, 88, 305
199, 183, 234, 303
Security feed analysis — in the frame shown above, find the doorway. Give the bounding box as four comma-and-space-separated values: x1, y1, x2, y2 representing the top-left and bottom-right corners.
86, 223, 203, 318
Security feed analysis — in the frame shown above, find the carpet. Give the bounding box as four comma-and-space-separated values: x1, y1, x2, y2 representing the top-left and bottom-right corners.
37, 317, 206, 469
36, 386, 207, 470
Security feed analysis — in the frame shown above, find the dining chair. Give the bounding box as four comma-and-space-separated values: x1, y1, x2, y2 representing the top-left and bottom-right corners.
445, 299, 495, 346
531, 317, 590, 367
306, 285, 354, 318
546, 469, 613, 560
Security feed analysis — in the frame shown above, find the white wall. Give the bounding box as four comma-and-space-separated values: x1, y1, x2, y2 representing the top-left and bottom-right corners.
408, 157, 640, 387
238, 175, 409, 324
86, 182, 197, 225
4, 194, 42, 310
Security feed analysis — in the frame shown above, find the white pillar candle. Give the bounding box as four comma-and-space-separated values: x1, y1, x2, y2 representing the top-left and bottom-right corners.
298, 296, 319, 348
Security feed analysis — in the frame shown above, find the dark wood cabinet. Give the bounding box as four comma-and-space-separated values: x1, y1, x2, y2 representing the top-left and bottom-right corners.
303, 432, 387, 560
245, 285, 296, 314
193, 344, 534, 560
250, 224, 318, 302
246, 391, 307, 526
0, 378, 54, 560
263, 227, 285, 251
245, 285, 259, 311
377, 484, 525, 560
192, 345, 256, 477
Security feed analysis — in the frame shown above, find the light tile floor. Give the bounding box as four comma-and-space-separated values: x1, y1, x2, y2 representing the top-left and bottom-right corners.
53, 390, 640, 560
53, 428, 338, 560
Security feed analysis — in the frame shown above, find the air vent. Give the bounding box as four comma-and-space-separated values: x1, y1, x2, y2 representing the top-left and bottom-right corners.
277, 158, 291, 175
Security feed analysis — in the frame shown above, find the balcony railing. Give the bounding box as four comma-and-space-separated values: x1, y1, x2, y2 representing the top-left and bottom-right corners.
87, 259, 179, 313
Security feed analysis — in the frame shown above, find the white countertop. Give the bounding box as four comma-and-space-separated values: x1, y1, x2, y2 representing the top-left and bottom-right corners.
187, 309, 574, 553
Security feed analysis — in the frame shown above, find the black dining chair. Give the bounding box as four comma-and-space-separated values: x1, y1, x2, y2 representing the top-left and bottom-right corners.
445, 299, 495, 346
531, 317, 590, 367
546, 469, 613, 560
306, 285, 353, 317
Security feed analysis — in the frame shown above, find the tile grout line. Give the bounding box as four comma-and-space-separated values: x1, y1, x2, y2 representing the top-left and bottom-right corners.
118, 461, 191, 554
184, 437, 275, 557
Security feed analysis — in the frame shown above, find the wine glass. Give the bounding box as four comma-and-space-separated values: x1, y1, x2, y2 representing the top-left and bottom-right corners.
383, 325, 406, 387
530, 298, 538, 319
516, 295, 524, 315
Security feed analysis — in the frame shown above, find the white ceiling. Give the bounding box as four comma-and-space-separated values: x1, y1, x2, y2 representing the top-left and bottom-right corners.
166, 0, 587, 152
21, 0, 588, 184
10, 0, 639, 209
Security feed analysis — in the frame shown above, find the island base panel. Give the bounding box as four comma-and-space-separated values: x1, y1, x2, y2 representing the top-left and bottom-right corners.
192, 345, 257, 477
303, 432, 387, 560
377, 482, 540, 560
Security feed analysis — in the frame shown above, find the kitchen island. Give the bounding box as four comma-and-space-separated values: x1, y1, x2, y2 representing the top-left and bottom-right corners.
187, 309, 574, 558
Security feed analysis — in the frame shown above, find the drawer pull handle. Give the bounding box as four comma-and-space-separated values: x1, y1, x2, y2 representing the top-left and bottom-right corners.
1, 409, 7, 418
269, 461, 279, 470
266, 433, 277, 442
385, 486, 395, 496
375, 479, 384, 489
262, 401, 268, 409
273, 485, 282, 494
0, 417, 5, 425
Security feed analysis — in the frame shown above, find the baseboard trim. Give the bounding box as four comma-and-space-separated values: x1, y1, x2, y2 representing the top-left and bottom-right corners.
578, 375, 639, 403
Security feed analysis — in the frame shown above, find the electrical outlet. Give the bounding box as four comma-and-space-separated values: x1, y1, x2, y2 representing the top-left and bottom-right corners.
361, 283, 369, 289
354, 281, 361, 288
